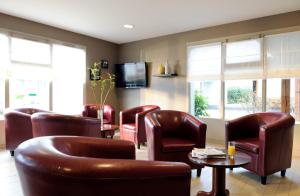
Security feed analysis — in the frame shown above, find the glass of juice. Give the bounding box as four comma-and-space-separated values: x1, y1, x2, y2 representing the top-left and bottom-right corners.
228, 141, 235, 160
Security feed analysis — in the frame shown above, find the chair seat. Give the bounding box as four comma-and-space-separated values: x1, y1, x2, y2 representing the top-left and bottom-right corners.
235, 138, 260, 154
162, 138, 196, 153
122, 123, 136, 131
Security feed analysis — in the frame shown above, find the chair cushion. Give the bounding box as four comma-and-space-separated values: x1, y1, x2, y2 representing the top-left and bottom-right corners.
235, 138, 259, 154
162, 138, 196, 153
122, 123, 136, 131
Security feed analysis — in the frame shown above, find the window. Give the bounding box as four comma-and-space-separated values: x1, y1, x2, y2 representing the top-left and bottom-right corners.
9, 37, 52, 110
187, 31, 300, 121
190, 81, 221, 118
225, 80, 262, 119
0, 33, 86, 117
265, 31, 300, 78
52, 44, 85, 114
11, 37, 51, 65
290, 78, 300, 121
225, 39, 262, 80
0, 78, 4, 116
0, 33, 9, 116
187, 43, 221, 80
266, 79, 281, 112
188, 43, 222, 118
9, 78, 49, 110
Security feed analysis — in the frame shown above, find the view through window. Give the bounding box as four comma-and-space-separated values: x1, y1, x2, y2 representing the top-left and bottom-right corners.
190, 81, 221, 118
225, 80, 262, 119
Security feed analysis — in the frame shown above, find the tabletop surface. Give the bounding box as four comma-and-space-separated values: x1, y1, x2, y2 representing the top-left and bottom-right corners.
100, 124, 119, 131
188, 150, 251, 168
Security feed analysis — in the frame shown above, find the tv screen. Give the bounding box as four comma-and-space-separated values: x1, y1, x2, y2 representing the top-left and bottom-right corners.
115, 62, 148, 88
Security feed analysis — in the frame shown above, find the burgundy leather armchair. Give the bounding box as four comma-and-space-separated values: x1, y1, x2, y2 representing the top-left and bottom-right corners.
82, 104, 115, 125
31, 112, 105, 138
15, 136, 191, 196
225, 112, 295, 184
145, 110, 207, 177
4, 108, 47, 156
120, 105, 160, 149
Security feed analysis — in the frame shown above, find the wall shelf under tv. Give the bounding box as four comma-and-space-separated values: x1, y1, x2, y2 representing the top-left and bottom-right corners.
153, 73, 178, 78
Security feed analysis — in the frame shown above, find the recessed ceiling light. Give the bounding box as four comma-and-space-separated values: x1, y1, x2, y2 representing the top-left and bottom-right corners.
123, 24, 134, 29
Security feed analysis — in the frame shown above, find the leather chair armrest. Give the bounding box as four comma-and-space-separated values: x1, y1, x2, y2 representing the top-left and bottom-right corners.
262, 115, 295, 132
6, 110, 31, 118
145, 115, 162, 160
225, 114, 260, 143
103, 105, 115, 124
120, 107, 140, 125
82, 111, 87, 117
184, 115, 206, 148
258, 115, 295, 175
135, 107, 160, 137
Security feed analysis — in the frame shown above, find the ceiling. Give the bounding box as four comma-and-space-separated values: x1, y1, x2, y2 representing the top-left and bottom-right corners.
0, 0, 299, 44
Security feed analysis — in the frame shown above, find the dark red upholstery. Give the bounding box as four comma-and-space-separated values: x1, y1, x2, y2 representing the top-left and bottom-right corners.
120, 105, 160, 148
15, 136, 191, 196
82, 104, 115, 125
145, 110, 207, 176
31, 112, 104, 138
4, 108, 47, 156
225, 112, 295, 184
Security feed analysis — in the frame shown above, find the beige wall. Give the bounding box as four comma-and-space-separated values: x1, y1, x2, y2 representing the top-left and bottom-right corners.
0, 13, 118, 147
118, 11, 300, 154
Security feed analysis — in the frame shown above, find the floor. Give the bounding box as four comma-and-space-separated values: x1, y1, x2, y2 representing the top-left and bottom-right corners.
1, 142, 300, 196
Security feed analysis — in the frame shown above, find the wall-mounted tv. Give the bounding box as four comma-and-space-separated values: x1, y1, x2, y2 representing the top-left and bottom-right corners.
115, 62, 148, 88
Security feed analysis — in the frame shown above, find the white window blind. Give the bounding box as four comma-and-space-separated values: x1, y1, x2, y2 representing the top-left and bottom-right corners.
11, 37, 51, 65
0, 33, 9, 77
224, 38, 262, 80
265, 31, 300, 78
52, 44, 86, 115
187, 42, 221, 80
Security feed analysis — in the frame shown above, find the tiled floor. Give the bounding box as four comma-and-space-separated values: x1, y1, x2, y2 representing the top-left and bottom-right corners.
1, 143, 300, 196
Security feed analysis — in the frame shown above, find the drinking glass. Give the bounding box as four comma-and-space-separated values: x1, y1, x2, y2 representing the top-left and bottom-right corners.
228, 141, 235, 160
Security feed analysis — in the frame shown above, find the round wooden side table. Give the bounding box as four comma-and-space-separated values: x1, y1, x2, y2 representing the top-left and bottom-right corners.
189, 151, 251, 196
100, 124, 118, 139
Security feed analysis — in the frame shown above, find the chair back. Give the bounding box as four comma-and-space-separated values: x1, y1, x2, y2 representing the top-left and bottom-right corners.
31, 112, 102, 138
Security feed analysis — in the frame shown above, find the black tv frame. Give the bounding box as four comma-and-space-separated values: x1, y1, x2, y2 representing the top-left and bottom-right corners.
115, 62, 148, 88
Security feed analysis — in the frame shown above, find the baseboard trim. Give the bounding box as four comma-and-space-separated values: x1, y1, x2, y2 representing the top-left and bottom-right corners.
293, 149, 300, 158
0, 144, 5, 149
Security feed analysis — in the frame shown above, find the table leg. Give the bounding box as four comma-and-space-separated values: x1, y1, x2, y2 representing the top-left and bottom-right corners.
197, 167, 229, 196
100, 130, 115, 139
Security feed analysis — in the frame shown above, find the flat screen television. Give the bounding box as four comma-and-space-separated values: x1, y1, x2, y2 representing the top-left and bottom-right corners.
115, 62, 148, 88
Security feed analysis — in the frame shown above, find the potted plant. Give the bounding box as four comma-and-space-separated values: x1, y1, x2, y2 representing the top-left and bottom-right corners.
90, 62, 115, 128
